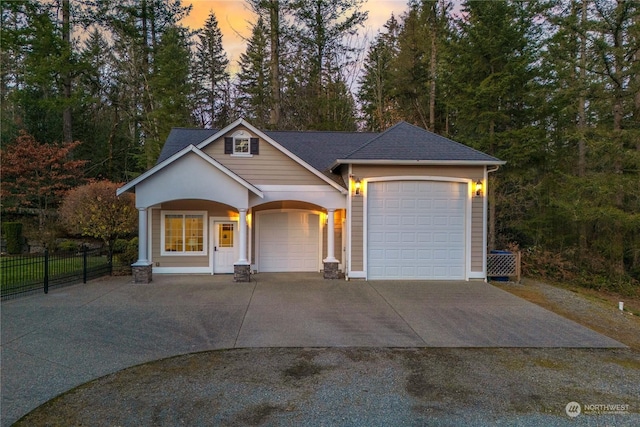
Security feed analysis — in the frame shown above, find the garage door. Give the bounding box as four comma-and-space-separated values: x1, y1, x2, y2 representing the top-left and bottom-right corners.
258, 211, 320, 272
367, 181, 466, 280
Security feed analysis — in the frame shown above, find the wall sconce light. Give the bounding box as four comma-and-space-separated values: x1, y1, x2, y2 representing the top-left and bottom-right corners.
475, 180, 483, 197
354, 178, 362, 196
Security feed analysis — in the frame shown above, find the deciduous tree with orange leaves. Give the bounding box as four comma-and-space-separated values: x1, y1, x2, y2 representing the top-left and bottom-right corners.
1, 130, 87, 237
59, 180, 137, 256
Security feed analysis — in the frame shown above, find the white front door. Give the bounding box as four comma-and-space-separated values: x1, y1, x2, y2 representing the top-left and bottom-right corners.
213, 221, 237, 273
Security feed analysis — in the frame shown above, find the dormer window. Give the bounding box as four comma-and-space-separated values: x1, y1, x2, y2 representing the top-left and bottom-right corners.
224, 131, 259, 156
234, 137, 250, 154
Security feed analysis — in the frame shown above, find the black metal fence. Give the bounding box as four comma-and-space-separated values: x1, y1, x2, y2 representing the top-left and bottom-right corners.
1, 247, 115, 300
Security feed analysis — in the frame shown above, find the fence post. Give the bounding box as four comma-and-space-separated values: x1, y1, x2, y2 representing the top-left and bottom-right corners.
83, 246, 88, 284
44, 249, 49, 294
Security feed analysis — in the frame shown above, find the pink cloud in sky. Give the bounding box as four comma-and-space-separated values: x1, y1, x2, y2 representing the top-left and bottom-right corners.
182, 0, 410, 65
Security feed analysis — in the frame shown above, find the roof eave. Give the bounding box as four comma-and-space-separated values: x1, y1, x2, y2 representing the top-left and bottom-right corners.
330, 159, 506, 171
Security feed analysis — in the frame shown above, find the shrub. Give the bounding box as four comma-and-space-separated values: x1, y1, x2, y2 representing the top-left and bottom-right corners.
57, 240, 79, 252
521, 246, 577, 282
123, 237, 139, 265
3, 222, 23, 254
115, 237, 138, 266
112, 238, 129, 254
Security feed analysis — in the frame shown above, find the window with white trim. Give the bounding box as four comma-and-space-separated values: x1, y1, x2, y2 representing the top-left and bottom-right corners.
234, 136, 250, 154
161, 211, 207, 255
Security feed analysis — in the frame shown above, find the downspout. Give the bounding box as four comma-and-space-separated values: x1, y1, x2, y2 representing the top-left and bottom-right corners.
346, 164, 353, 280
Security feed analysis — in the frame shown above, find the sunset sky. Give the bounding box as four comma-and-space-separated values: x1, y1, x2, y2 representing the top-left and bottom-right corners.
181, 0, 411, 66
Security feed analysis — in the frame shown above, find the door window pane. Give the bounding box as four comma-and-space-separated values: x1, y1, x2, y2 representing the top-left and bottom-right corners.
218, 224, 234, 248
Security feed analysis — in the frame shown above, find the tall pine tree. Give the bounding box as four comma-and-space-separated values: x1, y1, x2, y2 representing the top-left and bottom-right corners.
237, 17, 271, 128
193, 11, 230, 129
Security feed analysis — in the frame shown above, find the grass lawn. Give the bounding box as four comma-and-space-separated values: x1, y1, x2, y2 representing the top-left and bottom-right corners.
1, 252, 111, 295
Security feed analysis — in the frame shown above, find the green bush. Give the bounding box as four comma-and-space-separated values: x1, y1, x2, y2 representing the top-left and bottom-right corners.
58, 240, 79, 252
113, 238, 129, 254
119, 237, 139, 266
3, 222, 23, 254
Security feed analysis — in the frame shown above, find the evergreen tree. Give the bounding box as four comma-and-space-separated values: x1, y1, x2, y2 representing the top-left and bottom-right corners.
379, 1, 451, 132
579, 0, 639, 277
74, 29, 126, 181
90, 0, 191, 169
1, 0, 35, 146
193, 11, 230, 128
2, 1, 81, 145
446, 0, 544, 250
145, 26, 194, 166
286, 0, 367, 130
358, 14, 401, 131
248, 0, 286, 128
237, 17, 271, 128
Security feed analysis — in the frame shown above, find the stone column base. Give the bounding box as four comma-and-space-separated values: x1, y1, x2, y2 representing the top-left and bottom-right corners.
132, 264, 152, 284
323, 261, 341, 279
234, 264, 251, 282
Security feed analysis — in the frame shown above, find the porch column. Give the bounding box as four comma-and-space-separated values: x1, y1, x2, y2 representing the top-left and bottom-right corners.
132, 207, 152, 283
234, 208, 251, 282
237, 208, 249, 264
324, 209, 338, 263
323, 208, 340, 279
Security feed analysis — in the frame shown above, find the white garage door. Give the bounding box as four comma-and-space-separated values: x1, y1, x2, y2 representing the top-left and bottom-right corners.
367, 181, 466, 280
258, 211, 320, 272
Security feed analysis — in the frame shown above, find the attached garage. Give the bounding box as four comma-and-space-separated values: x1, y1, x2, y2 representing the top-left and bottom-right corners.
367, 180, 467, 280
257, 211, 321, 272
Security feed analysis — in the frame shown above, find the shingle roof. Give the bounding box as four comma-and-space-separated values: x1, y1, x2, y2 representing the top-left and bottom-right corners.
155, 122, 503, 185
264, 130, 377, 172
157, 128, 218, 163
341, 121, 501, 162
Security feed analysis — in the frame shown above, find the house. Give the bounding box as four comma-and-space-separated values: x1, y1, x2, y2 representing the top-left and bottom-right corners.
117, 118, 504, 283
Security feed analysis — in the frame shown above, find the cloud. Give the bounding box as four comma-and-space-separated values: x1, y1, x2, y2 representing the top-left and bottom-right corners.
182, 0, 409, 67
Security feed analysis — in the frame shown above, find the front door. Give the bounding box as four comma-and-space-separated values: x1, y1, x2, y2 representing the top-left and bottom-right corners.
213, 221, 237, 273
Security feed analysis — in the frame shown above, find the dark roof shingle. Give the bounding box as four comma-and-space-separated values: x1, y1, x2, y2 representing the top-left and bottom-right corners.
264, 130, 377, 172
155, 122, 502, 184
342, 122, 500, 162
157, 128, 218, 163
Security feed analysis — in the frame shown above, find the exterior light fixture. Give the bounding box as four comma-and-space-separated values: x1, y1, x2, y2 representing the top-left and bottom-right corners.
354, 178, 362, 196
475, 180, 483, 197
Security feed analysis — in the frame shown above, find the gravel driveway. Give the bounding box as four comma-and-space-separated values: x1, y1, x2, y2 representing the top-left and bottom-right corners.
15, 347, 640, 426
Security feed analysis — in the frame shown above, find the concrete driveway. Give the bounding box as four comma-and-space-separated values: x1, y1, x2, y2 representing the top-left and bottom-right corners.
1, 273, 624, 425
